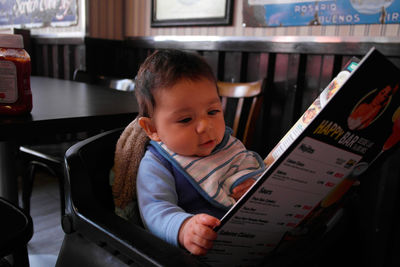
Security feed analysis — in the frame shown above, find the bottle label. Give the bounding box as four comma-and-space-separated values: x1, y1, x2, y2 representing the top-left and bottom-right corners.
0, 60, 18, 103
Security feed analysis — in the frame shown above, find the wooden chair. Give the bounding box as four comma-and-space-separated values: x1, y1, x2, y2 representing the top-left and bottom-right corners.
217, 79, 265, 148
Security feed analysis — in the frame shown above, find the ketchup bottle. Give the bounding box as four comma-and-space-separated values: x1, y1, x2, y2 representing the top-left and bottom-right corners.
0, 34, 32, 115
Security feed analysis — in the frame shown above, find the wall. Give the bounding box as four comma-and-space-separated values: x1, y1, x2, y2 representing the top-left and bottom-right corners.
89, 0, 124, 39
89, 0, 400, 39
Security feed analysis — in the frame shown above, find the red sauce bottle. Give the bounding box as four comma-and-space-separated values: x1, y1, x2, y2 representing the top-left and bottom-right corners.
0, 34, 32, 115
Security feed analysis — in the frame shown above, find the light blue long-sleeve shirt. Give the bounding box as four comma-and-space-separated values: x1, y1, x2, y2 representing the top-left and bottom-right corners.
137, 150, 192, 246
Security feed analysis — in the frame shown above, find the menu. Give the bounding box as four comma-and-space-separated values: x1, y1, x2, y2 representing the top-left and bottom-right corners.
200, 47, 400, 266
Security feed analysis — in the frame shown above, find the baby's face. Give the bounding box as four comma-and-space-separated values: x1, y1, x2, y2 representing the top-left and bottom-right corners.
151, 77, 225, 157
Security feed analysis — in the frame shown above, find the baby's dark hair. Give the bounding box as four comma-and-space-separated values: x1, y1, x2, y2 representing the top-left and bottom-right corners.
135, 49, 217, 117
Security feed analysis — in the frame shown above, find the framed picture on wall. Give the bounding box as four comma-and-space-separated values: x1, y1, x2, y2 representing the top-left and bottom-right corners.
242, 0, 400, 27
151, 0, 233, 27
0, 0, 78, 28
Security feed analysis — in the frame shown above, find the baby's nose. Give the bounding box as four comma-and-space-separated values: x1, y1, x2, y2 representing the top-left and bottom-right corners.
196, 118, 211, 133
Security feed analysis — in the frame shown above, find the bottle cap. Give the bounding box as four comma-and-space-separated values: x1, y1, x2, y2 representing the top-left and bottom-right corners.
0, 34, 23, 48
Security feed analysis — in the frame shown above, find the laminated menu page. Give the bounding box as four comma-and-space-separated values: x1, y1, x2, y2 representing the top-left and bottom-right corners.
200, 47, 400, 266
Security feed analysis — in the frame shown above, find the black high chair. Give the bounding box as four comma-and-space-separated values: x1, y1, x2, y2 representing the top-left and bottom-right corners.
56, 128, 206, 266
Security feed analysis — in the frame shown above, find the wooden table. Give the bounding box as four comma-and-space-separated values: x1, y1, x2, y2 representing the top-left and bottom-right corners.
0, 76, 138, 203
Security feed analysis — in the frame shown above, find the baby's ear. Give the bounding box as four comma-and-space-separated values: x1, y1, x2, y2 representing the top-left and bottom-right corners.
138, 117, 161, 141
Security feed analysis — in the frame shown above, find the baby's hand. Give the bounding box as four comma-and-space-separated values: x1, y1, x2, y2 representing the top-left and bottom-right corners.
231, 179, 256, 200
178, 214, 220, 255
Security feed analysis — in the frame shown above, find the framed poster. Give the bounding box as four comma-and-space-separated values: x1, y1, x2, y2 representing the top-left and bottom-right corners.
151, 0, 233, 27
0, 0, 78, 28
243, 0, 400, 27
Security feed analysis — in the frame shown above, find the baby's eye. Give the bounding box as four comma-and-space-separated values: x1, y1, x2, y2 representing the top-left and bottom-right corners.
178, 117, 192, 123
208, 109, 221, 115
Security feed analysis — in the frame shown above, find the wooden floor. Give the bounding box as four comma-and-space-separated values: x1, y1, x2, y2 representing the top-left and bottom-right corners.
19, 170, 64, 266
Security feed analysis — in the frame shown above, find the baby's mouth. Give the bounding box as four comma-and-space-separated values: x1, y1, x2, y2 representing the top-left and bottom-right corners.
200, 140, 215, 147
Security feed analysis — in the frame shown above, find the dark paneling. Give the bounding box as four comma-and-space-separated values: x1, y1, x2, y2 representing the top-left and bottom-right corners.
62, 45, 70, 79
202, 51, 220, 78
30, 37, 85, 80
320, 55, 335, 93
224, 52, 242, 82
32, 43, 43, 76
44, 45, 51, 77
246, 52, 262, 82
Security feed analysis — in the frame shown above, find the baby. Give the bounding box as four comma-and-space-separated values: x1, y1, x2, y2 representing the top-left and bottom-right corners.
134, 49, 265, 255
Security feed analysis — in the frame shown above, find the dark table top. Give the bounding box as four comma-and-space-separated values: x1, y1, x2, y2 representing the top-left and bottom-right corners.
0, 76, 138, 141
